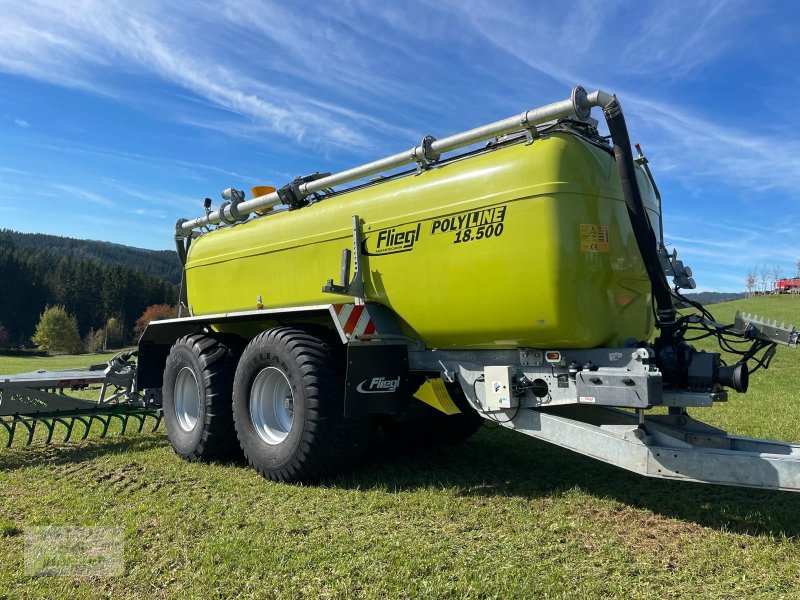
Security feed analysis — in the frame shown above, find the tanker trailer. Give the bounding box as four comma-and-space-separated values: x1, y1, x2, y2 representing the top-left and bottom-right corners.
3, 87, 799, 490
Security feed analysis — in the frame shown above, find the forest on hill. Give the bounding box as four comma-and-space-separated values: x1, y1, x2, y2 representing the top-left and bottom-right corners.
682, 291, 746, 305
0, 231, 178, 347
0, 229, 181, 284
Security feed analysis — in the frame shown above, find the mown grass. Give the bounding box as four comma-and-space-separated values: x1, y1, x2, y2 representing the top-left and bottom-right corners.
1, 297, 799, 598
0, 351, 123, 375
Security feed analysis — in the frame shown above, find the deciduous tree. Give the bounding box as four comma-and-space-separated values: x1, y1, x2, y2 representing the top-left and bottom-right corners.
134, 304, 178, 339
773, 265, 783, 289
746, 269, 757, 297
31, 305, 80, 353
759, 265, 770, 293
82, 328, 105, 353
104, 317, 125, 349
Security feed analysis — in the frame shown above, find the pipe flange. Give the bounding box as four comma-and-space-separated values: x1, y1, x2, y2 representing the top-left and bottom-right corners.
220, 188, 248, 222
420, 135, 440, 163
228, 200, 247, 222
218, 201, 238, 224
571, 86, 590, 120
412, 135, 440, 169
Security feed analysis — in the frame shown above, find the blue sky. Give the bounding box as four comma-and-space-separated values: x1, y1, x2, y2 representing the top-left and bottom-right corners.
0, 0, 798, 292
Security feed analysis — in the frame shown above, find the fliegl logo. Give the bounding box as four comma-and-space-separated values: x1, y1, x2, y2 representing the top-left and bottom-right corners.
356, 376, 402, 394
362, 223, 421, 255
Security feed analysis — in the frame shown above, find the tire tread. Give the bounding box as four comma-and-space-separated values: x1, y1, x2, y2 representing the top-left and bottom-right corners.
166, 333, 239, 460
233, 326, 368, 482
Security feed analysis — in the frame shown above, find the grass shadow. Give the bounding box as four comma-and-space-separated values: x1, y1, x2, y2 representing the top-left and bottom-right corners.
0, 433, 168, 470
3, 424, 799, 538
0, 430, 250, 471
336, 427, 800, 538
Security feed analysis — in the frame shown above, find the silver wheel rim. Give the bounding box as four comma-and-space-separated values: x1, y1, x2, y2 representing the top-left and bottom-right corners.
250, 366, 294, 445
174, 366, 200, 432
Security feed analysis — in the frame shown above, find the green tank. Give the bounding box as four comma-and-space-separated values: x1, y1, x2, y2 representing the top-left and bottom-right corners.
184, 131, 659, 349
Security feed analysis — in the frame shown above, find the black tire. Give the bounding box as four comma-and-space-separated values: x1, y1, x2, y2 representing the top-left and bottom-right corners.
162, 334, 239, 461
232, 326, 369, 482
381, 381, 483, 446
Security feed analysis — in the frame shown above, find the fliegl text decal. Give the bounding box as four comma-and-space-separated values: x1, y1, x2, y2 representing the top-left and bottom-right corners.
362, 223, 421, 255
430, 205, 506, 244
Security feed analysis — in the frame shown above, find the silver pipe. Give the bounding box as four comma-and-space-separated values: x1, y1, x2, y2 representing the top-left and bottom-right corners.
181, 191, 283, 231
586, 90, 615, 109
179, 86, 613, 235
298, 147, 429, 197
428, 98, 576, 156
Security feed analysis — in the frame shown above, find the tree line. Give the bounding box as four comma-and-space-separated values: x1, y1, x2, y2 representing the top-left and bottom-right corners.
0, 229, 182, 284
0, 239, 178, 348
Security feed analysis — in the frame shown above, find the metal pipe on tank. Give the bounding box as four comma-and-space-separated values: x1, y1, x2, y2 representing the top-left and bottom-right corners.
585, 90, 614, 109
178, 86, 613, 236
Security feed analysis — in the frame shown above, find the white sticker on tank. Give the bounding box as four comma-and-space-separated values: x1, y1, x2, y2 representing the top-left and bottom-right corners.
609, 352, 623, 362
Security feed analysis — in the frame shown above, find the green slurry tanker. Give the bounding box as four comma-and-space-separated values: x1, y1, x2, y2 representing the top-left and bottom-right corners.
2, 87, 799, 490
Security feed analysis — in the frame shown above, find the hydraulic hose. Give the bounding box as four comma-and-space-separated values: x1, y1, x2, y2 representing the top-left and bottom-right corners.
174, 220, 190, 317
603, 98, 676, 326
175, 237, 187, 266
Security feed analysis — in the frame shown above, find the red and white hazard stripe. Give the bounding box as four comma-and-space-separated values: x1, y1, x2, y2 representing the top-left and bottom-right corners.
333, 304, 377, 339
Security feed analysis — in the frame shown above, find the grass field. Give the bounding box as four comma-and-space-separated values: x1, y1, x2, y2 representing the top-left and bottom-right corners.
1, 297, 799, 598
0, 351, 122, 375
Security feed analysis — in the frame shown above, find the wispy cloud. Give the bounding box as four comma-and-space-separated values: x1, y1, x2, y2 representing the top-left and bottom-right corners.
51, 183, 114, 207
0, 1, 384, 150
665, 217, 800, 292
9, 132, 261, 184
0, 166, 37, 176
436, 0, 753, 83
619, 1, 749, 79
100, 178, 204, 212
14, 118, 29, 128
622, 93, 800, 195
128, 207, 166, 219
433, 0, 799, 199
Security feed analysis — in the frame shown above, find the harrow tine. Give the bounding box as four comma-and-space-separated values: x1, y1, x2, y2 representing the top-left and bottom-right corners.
43, 418, 56, 444
108, 413, 130, 435
73, 416, 93, 440
100, 415, 112, 438
1, 418, 15, 448
150, 413, 162, 432
132, 413, 146, 433
53, 417, 75, 443
2, 406, 162, 449
22, 419, 36, 445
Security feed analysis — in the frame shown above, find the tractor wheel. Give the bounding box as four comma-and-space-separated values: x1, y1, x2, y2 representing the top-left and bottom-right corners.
162, 334, 240, 460
232, 326, 369, 482
381, 382, 483, 446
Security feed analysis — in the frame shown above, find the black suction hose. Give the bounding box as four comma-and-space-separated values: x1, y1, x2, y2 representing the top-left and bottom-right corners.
603, 98, 676, 328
